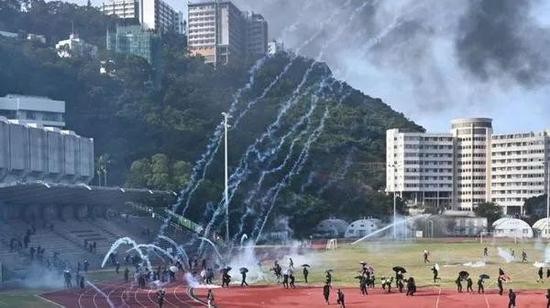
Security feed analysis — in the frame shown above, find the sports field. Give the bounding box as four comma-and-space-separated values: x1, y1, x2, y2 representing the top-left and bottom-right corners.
4, 238, 550, 307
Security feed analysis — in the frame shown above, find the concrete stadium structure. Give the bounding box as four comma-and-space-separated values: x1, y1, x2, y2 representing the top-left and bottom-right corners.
0, 117, 94, 186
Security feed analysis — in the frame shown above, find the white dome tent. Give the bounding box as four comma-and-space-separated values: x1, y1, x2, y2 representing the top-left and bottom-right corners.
344, 218, 382, 238
315, 218, 349, 238
493, 218, 533, 239
532, 218, 550, 238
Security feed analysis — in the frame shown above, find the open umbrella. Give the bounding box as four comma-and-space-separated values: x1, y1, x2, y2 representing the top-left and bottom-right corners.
479, 274, 490, 280
360, 261, 367, 265
326, 269, 334, 273
459, 271, 469, 278
393, 266, 407, 273
302, 264, 311, 267
240, 267, 249, 273
226, 266, 232, 271
169, 266, 178, 273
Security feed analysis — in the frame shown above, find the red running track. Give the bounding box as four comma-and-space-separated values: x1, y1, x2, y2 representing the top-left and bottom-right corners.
41, 280, 207, 308
194, 285, 549, 308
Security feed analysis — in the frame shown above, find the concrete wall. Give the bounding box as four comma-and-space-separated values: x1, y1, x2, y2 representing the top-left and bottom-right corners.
0, 117, 94, 186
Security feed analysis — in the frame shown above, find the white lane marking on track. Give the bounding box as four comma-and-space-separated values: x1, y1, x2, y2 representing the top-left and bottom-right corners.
78, 287, 91, 308
186, 287, 209, 307
435, 287, 442, 308
134, 287, 147, 308
483, 293, 490, 308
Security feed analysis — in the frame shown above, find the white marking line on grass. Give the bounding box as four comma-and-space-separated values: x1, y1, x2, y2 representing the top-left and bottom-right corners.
35, 295, 65, 308
435, 287, 442, 308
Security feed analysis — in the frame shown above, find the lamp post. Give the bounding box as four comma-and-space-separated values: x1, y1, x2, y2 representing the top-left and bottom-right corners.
545, 160, 550, 239
389, 163, 399, 239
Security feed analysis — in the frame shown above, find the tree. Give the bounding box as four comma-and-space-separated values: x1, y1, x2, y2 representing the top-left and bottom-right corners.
474, 202, 503, 227
524, 194, 547, 220
125, 158, 151, 188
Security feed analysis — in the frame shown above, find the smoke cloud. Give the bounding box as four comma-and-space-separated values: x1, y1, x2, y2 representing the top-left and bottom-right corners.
235, 0, 550, 132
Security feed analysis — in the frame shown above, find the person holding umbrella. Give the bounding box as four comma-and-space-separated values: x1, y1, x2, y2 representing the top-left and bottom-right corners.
272, 261, 282, 283
478, 274, 489, 294
240, 267, 249, 287
302, 264, 310, 283
455, 275, 463, 293
323, 282, 331, 304
423, 249, 430, 263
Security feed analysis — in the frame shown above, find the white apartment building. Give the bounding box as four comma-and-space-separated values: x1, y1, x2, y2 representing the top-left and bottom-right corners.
386, 129, 454, 209
0, 94, 65, 128
101, 0, 183, 34
491, 132, 550, 210
387, 118, 550, 214
187, 1, 268, 66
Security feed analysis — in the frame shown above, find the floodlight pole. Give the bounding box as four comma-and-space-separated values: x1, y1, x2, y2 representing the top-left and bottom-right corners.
389, 163, 398, 239
546, 161, 549, 239
222, 112, 231, 243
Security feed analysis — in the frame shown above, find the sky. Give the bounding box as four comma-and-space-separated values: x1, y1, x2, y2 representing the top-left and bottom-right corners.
60, 0, 550, 133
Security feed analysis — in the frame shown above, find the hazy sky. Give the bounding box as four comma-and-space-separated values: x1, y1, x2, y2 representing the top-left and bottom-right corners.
59, 0, 550, 133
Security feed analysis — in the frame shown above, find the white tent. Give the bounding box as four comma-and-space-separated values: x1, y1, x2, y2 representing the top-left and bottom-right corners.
315, 219, 349, 237
532, 218, 550, 238
493, 218, 533, 238
345, 218, 382, 238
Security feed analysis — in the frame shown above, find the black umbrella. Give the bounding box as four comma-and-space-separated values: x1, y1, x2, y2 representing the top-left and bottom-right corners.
459, 271, 469, 278
393, 266, 407, 273
326, 269, 334, 273
240, 267, 248, 273
499, 268, 505, 276
479, 274, 490, 280
302, 264, 311, 267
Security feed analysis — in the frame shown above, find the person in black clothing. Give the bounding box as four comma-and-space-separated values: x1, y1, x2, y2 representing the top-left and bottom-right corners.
508, 289, 516, 308
539, 267, 545, 282
397, 278, 404, 293
477, 278, 485, 294
325, 271, 332, 286
282, 270, 289, 289
289, 271, 296, 289
116, 262, 120, 274
466, 277, 474, 293
157, 289, 166, 308
241, 271, 248, 287
547, 268, 550, 279
521, 250, 527, 263
360, 276, 368, 295
124, 268, 130, 282
455, 276, 463, 293
303, 267, 309, 283
431, 266, 439, 283
546, 288, 550, 308
336, 289, 345, 308
323, 283, 331, 304
406, 277, 416, 296
83, 260, 89, 273
498, 276, 504, 296
79, 276, 85, 290
396, 271, 404, 288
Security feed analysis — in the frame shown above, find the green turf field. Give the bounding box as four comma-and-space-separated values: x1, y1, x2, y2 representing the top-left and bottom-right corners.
0, 289, 58, 308
285, 239, 550, 290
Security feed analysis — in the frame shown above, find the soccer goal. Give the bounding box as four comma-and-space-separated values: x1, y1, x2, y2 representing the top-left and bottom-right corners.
326, 239, 338, 250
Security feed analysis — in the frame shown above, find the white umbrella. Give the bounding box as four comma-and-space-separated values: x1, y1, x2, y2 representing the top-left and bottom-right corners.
169, 266, 179, 273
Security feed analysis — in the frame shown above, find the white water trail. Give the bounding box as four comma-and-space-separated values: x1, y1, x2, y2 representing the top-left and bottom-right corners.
158, 235, 190, 265
199, 0, 358, 243
240, 234, 248, 247
350, 216, 429, 245
317, 148, 355, 195
126, 244, 177, 263
102, 237, 151, 270
198, 237, 224, 264
87, 281, 115, 308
